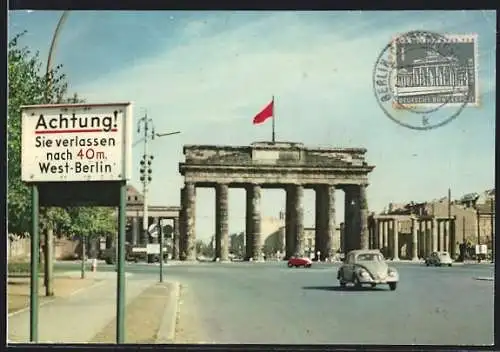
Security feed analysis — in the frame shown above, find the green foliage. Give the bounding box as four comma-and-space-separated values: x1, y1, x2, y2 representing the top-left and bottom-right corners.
8, 31, 72, 234
68, 207, 117, 238
7, 31, 99, 238
196, 240, 214, 258
8, 262, 43, 274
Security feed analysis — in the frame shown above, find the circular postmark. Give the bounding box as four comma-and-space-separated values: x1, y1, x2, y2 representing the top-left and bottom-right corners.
373, 30, 472, 130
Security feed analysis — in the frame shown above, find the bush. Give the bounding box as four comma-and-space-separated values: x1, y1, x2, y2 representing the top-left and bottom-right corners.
8, 261, 43, 274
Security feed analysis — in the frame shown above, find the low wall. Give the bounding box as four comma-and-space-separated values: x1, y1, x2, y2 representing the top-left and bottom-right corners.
8, 235, 80, 261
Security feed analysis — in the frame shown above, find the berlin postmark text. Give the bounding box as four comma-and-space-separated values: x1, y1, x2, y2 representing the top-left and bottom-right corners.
372, 30, 478, 131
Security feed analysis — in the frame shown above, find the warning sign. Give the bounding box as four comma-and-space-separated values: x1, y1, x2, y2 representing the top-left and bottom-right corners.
21, 103, 133, 182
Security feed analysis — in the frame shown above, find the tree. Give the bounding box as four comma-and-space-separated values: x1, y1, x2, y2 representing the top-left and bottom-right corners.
195, 240, 214, 258
8, 31, 73, 235
68, 206, 117, 278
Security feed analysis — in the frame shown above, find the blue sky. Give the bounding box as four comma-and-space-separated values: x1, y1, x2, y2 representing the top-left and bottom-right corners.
9, 10, 496, 240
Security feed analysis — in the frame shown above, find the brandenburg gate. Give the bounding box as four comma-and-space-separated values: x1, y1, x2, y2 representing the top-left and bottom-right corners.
178, 142, 375, 261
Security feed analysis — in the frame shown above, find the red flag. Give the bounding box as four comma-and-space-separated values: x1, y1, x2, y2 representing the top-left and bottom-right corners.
252, 100, 274, 124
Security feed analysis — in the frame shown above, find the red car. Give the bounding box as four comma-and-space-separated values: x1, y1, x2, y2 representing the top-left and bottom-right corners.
287, 256, 312, 268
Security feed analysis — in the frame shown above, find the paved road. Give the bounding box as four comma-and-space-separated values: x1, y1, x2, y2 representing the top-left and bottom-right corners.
55, 261, 494, 345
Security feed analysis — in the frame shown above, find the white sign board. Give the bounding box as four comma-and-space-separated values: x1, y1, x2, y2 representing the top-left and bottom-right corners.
475, 244, 488, 255
148, 223, 159, 238
147, 243, 160, 254
21, 103, 133, 182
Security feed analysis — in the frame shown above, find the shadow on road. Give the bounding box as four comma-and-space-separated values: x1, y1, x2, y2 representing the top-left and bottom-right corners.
302, 285, 388, 292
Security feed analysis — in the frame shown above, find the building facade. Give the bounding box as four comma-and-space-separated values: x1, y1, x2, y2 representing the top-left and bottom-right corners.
378, 189, 495, 260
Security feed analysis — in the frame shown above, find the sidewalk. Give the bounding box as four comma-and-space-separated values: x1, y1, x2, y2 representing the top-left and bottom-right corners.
8, 272, 156, 343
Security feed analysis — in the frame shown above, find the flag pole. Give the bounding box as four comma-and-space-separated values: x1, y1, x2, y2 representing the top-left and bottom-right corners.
271, 96, 275, 143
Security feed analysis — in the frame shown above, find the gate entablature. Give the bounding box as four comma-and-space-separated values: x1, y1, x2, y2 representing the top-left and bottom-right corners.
179, 142, 375, 187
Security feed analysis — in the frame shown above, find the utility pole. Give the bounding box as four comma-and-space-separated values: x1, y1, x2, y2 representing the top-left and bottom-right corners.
137, 114, 155, 263
137, 114, 181, 263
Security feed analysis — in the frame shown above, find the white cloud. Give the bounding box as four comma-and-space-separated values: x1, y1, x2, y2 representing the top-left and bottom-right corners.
68, 12, 495, 238
75, 12, 458, 128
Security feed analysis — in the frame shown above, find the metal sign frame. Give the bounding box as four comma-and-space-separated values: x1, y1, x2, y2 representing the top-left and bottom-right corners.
20, 102, 133, 344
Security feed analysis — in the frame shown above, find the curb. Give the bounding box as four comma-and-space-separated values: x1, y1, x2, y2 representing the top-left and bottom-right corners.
473, 277, 494, 281
59, 271, 134, 279
156, 281, 181, 343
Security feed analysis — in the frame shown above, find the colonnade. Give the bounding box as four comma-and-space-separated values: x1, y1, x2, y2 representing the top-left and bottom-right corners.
126, 216, 180, 259
178, 182, 370, 262
372, 216, 456, 260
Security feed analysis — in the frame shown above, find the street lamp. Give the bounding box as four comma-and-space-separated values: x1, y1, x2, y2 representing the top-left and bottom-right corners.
133, 131, 181, 147
45, 11, 69, 101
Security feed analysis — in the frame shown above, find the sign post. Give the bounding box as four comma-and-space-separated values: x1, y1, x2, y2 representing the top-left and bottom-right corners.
30, 185, 39, 342
159, 218, 164, 283
116, 182, 127, 343
21, 103, 133, 344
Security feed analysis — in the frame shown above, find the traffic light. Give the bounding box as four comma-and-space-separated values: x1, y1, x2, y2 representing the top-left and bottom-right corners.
139, 155, 153, 183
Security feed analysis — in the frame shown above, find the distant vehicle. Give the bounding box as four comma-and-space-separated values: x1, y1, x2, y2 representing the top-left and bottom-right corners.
287, 256, 312, 268
100, 244, 167, 265
337, 249, 399, 291
425, 251, 453, 267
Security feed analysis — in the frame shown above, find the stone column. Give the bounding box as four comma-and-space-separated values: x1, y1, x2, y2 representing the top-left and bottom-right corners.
425, 220, 431, 256
383, 220, 389, 248
245, 187, 253, 260
377, 220, 383, 249
373, 218, 380, 250
184, 183, 196, 261
317, 185, 335, 260
411, 217, 419, 261
418, 219, 423, 258
285, 186, 296, 259
359, 185, 369, 250
247, 184, 262, 261
314, 187, 324, 261
215, 183, 229, 261
432, 217, 438, 252
179, 187, 186, 260
393, 219, 399, 260
339, 222, 345, 253
292, 185, 305, 257
172, 217, 179, 260
423, 220, 427, 256
443, 219, 449, 252
450, 217, 456, 258
131, 217, 139, 245
439, 220, 445, 251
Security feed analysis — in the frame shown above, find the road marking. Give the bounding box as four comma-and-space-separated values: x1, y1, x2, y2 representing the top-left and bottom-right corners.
67, 279, 107, 297
8, 298, 56, 317
473, 277, 494, 281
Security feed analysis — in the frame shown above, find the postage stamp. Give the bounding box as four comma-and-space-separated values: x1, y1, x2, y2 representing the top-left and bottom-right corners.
373, 30, 479, 131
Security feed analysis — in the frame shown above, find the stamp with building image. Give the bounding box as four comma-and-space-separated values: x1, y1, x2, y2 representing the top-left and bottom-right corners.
373, 31, 480, 130
392, 33, 479, 107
